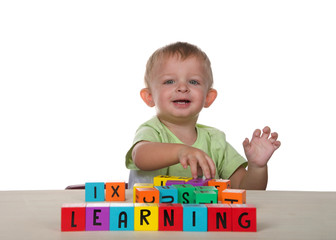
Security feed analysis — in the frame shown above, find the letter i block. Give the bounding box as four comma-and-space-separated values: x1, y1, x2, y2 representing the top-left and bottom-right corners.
133, 183, 154, 202
85, 182, 105, 202
136, 188, 160, 203
110, 203, 134, 231
85, 203, 110, 231
231, 204, 257, 232
172, 184, 195, 204
158, 203, 183, 231
155, 186, 178, 203
183, 204, 207, 232
195, 190, 218, 204
221, 189, 246, 204
61, 203, 86, 231
208, 179, 231, 202
205, 204, 232, 231
105, 182, 125, 201
134, 203, 159, 231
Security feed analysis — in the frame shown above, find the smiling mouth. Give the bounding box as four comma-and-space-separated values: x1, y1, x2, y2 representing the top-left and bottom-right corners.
173, 100, 191, 104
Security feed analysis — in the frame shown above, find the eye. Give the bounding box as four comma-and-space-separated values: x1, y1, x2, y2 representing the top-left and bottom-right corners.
164, 79, 175, 85
189, 79, 200, 85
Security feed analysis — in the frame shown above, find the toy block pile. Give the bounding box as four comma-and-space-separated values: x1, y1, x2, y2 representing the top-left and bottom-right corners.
61, 176, 256, 232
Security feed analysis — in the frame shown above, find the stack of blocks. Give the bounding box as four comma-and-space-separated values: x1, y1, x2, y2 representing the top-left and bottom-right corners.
61, 176, 256, 232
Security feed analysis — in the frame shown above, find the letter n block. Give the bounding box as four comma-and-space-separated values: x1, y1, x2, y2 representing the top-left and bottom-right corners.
110, 203, 134, 231
105, 182, 125, 201
208, 179, 231, 202
85, 182, 105, 202
133, 183, 154, 203
172, 184, 195, 204
221, 189, 246, 204
195, 190, 218, 204
183, 204, 207, 232
86, 203, 110, 231
158, 203, 183, 231
61, 203, 86, 231
136, 188, 160, 203
206, 204, 232, 231
231, 204, 257, 232
134, 203, 159, 231
155, 186, 178, 203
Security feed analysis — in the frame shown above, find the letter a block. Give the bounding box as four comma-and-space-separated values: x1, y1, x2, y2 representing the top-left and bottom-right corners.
110, 203, 134, 231
86, 203, 110, 231
105, 182, 125, 201
231, 204, 257, 232
133, 183, 154, 202
206, 204, 232, 231
208, 179, 231, 202
136, 188, 160, 203
155, 186, 178, 203
173, 184, 195, 204
222, 189, 246, 204
183, 204, 207, 232
195, 190, 218, 204
85, 182, 105, 202
158, 203, 183, 231
134, 203, 159, 231
61, 203, 86, 231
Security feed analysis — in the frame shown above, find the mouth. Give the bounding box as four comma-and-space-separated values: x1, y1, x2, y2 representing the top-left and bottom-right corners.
172, 99, 191, 105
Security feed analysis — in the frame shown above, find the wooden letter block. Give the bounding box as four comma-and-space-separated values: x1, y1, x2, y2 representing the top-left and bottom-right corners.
155, 186, 178, 203
208, 179, 231, 202
85, 203, 110, 231
133, 183, 154, 203
134, 203, 159, 231
195, 190, 218, 204
165, 180, 186, 186
153, 175, 173, 186
231, 204, 257, 232
221, 189, 246, 204
85, 182, 105, 202
186, 178, 210, 186
110, 203, 134, 231
172, 184, 195, 204
183, 204, 207, 232
136, 188, 160, 203
195, 186, 218, 194
158, 203, 183, 231
206, 204, 232, 231
61, 203, 86, 231
105, 182, 125, 201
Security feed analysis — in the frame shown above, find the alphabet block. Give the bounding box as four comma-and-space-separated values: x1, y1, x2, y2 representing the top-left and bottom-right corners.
195, 186, 218, 195
110, 203, 134, 231
195, 190, 218, 204
105, 182, 125, 201
221, 189, 246, 204
85, 203, 110, 231
172, 184, 196, 204
134, 203, 159, 231
206, 204, 232, 231
183, 204, 207, 232
186, 178, 210, 186
155, 186, 178, 203
231, 204, 257, 232
165, 180, 186, 186
133, 183, 154, 203
158, 203, 183, 231
208, 179, 231, 202
153, 175, 192, 186
85, 182, 105, 202
136, 188, 160, 203
61, 203, 86, 231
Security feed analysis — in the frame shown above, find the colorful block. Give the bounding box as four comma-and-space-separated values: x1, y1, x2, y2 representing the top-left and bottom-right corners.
105, 182, 125, 201
153, 175, 192, 186
195, 190, 218, 204
183, 204, 207, 232
85, 182, 105, 202
85, 203, 110, 231
186, 178, 210, 186
172, 184, 195, 204
155, 186, 178, 203
165, 180, 186, 186
158, 203, 183, 231
134, 203, 159, 231
110, 203, 134, 231
231, 204, 257, 232
206, 204, 232, 231
136, 188, 160, 203
221, 189, 246, 204
195, 186, 218, 194
208, 179, 231, 202
61, 203, 86, 231
133, 183, 154, 203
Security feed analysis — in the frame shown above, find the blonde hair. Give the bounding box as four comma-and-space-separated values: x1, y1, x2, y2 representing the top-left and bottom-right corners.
144, 42, 213, 88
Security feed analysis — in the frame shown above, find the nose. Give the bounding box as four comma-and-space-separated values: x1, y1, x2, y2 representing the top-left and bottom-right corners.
176, 82, 189, 93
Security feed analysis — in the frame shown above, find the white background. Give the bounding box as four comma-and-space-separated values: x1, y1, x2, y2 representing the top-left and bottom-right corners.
1, 0, 335, 191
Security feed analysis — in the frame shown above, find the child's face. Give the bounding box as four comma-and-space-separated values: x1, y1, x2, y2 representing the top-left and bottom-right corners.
145, 55, 215, 123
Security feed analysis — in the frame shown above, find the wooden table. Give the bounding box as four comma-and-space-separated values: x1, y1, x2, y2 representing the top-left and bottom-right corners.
0, 190, 335, 239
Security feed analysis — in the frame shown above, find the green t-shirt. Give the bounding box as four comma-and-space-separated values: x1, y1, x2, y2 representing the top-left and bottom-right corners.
125, 117, 247, 187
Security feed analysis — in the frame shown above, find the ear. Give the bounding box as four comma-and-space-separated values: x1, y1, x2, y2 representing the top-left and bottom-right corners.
140, 88, 155, 107
204, 88, 217, 108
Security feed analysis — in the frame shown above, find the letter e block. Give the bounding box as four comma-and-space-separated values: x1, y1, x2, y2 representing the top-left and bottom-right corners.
155, 186, 178, 203
106, 182, 125, 201
208, 179, 231, 202
221, 189, 246, 204
134, 203, 159, 231
183, 204, 207, 232
158, 203, 183, 231
206, 204, 232, 231
231, 204, 257, 232
110, 203, 134, 231
85, 182, 105, 202
136, 188, 160, 203
61, 203, 86, 231
86, 203, 110, 231
133, 183, 154, 202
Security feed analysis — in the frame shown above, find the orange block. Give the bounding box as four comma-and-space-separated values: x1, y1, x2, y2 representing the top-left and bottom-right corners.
136, 188, 160, 203
208, 179, 231, 202
133, 183, 154, 202
221, 189, 246, 204
105, 182, 125, 201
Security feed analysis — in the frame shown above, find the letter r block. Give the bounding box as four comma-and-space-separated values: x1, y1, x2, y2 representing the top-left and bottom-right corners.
158, 203, 183, 231
206, 204, 232, 231
105, 182, 125, 201
231, 204, 257, 232
136, 188, 160, 203
61, 203, 86, 231
134, 203, 159, 231
85, 182, 105, 202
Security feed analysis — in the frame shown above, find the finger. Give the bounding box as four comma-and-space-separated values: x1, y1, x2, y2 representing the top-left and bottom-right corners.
205, 155, 216, 179
179, 157, 188, 169
252, 129, 261, 141
274, 141, 281, 150
198, 157, 211, 179
269, 132, 278, 143
188, 157, 198, 179
242, 138, 250, 150
261, 126, 271, 139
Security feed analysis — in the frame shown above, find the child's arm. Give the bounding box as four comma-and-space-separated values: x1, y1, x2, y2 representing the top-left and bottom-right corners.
229, 126, 281, 190
132, 141, 216, 179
